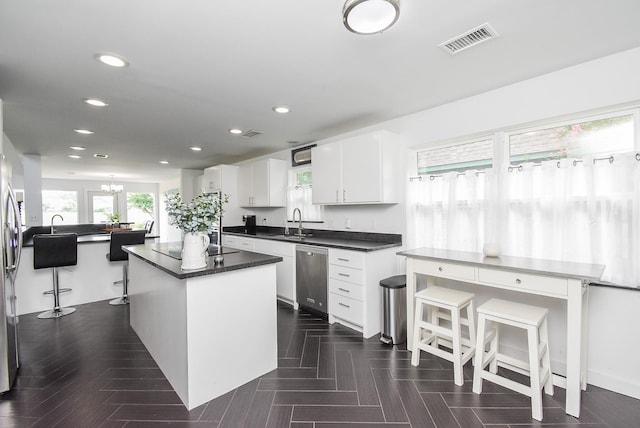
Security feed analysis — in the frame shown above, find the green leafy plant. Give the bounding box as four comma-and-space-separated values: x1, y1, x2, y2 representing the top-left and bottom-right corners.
164, 193, 228, 234
107, 212, 121, 223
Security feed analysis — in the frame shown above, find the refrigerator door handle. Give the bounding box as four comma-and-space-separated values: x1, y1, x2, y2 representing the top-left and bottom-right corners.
5, 185, 22, 276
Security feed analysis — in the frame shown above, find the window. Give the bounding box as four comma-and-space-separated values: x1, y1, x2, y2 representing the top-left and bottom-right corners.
88, 191, 116, 223
409, 108, 640, 287
509, 112, 635, 165
42, 190, 78, 224
417, 138, 493, 175
127, 192, 155, 230
286, 167, 323, 222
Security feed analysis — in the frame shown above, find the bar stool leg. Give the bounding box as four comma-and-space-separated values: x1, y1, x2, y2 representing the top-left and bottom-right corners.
472, 314, 487, 394
451, 307, 463, 386
37, 267, 76, 319
411, 299, 424, 366
110, 263, 130, 305
540, 318, 554, 395
527, 324, 543, 421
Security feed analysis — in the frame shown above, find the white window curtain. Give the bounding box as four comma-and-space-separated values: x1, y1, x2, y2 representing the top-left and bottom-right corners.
504, 155, 640, 285
408, 154, 640, 286
286, 184, 323, 222
407, 170, 497, 252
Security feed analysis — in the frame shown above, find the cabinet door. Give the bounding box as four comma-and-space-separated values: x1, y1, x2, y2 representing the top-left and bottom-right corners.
341, 134, 382, 203
276, 255, 294, 302
203, 167, 221, 193
251, 159, 270, 206
238, 163, 253, 207
312, 143, 342, 204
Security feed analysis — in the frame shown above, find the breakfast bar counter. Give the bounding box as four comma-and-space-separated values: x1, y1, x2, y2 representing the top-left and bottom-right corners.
124, 243, 282, 410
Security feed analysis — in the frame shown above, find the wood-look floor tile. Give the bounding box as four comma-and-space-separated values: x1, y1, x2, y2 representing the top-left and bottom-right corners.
4, 299, 639, 428
274, 391, 359, 405
291, 405, 385, 422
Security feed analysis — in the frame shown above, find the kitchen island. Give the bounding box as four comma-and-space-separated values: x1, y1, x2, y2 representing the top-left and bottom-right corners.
124, 243, 282, 410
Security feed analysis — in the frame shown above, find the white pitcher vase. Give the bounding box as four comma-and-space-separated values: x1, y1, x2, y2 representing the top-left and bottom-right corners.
181, 232, 210, 270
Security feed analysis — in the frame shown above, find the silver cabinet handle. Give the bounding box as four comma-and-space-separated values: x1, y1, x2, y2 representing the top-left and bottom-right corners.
338, 273, 350, 277
438, 266, 443, 272
515, 278, 522, 284
338, 258, 349, 262
336, 190, 339, 202
343, 189, 346, 202
338, 287, 350, 293
339, 302, 350, 308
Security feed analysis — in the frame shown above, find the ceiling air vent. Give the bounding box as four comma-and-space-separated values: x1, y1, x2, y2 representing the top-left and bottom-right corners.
439, 23, 498, 55
241, 130, 263, 139
93, 153, 109, 159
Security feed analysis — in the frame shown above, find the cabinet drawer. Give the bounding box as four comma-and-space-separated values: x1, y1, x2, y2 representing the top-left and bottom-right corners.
329, 249, 364, 269
478, 268, 568, 296
237, 239, 255, 251
330, 293, 363, 325
329, 264, 364, 285
417, 259, 475, 282
329, 278, 364, 301
254, 239, 294, 257
222, 235, 239, 248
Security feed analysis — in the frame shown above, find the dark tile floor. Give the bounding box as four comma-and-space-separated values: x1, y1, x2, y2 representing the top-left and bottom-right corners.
1, 300, 639, 427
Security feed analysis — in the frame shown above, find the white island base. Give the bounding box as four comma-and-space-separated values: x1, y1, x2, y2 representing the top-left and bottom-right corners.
128, 256, 278, 410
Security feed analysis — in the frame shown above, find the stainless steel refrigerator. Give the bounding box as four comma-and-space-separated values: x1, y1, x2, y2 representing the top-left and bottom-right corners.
0, 158, 22, 393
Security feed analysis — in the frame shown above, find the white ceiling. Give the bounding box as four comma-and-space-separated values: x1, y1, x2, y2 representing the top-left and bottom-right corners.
1, 0, 640, 183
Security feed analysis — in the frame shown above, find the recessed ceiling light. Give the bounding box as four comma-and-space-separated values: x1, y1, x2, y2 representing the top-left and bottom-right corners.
68, 154, 81, 159
229, 129, 242, 135
83, 98, 109, 107
159, 160, 169, 165
190, 146, 202, 152
273, 106, 291, 114
95, 53, 129, 68
74, 128, 94, 135
69, 146, 86, 151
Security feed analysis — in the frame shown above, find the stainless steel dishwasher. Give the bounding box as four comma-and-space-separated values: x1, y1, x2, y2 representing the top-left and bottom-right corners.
296, 245, 328, 316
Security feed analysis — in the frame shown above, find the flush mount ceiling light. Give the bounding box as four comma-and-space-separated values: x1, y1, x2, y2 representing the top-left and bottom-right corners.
74, 128, 94, 135
190, 146, 202, 152
229, 128, 243, 135
69, 146, 86, 151
68, 154, 82, 159
94, 52, 129, 68
343, 0, 400, 35
159, 160, 169, 165
83, 98, 109, 107
272, 106, 291, 114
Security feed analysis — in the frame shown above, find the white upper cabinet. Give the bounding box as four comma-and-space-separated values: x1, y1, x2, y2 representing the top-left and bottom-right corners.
312, 130, 403, 205
238, 158, 287, 207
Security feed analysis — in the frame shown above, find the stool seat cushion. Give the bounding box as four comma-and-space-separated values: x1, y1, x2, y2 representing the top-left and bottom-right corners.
33, 233, 78, 269
477, 298, 548, 327
107, 230, 147, 262
415, 286, 474, 307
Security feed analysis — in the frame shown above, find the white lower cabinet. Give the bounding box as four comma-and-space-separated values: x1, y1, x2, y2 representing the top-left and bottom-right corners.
254, 239, 296, 307
223, 235, 296, 308
328, 247, 397, 338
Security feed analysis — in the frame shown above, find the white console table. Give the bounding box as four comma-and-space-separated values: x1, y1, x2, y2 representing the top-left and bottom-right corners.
397, 248, 604, 418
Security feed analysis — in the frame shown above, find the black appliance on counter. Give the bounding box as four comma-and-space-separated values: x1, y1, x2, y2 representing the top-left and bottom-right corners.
242, 215, 257, 235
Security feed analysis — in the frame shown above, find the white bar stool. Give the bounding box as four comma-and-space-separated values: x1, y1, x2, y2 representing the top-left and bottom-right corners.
411, 286, 476, 386
472, 298, 553, 421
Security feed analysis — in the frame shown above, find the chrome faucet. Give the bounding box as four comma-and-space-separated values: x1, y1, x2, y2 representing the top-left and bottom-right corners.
51, 214, 63, 234
292, 208, 304, 237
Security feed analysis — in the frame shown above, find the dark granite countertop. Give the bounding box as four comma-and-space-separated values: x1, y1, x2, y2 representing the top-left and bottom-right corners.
124, 243, 282, 280
397, 247, 605, 281
223, 226, 402, 252
22, 224, 158, 247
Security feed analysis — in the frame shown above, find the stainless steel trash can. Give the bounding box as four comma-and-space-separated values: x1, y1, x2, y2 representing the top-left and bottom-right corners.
379, 274, 407, 345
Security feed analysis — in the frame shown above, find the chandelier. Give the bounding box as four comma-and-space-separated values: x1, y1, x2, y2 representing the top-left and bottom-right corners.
101, 176, 123, 193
